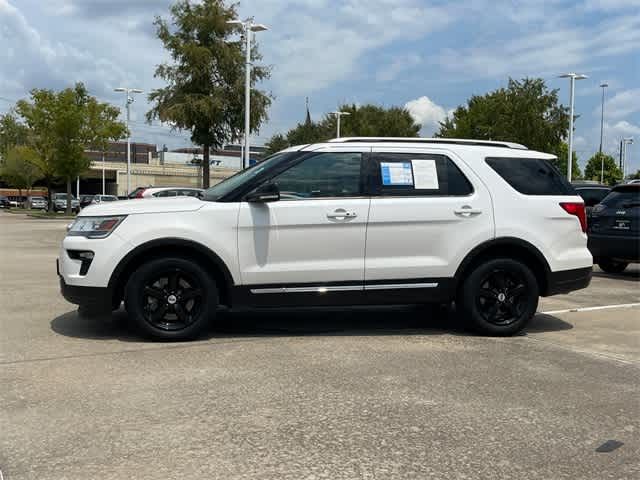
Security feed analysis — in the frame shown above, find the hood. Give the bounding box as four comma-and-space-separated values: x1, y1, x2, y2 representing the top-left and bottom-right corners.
78, 196, 205, 217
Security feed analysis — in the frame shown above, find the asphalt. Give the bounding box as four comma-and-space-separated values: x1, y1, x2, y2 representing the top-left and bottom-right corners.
1, 213, 639, 479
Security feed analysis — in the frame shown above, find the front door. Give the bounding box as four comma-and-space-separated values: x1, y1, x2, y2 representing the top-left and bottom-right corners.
237, 148, 371, 300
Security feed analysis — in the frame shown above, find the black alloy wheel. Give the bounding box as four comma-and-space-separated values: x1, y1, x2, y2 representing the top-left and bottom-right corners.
458, 258, 539, 336
125, 257, 217, 340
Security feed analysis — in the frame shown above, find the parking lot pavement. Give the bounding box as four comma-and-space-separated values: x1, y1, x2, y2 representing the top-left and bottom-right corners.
1, 212, 639, 480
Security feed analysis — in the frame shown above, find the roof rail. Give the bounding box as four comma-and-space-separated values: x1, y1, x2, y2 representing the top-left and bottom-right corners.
327, 137, 528, 150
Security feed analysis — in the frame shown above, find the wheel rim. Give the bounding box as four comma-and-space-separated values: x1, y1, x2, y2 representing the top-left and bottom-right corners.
141, 268, 203, 331
476, 269, 528, 326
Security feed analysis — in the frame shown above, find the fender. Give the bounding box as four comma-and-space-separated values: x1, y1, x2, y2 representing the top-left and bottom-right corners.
108, 237, 235, 303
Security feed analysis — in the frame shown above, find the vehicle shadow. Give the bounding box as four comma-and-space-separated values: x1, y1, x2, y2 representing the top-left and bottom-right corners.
593, 269, 640, 282
51, 304, 573, 342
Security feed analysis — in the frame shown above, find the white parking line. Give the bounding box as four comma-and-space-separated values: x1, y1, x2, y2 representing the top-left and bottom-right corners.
541, 303, 640, 315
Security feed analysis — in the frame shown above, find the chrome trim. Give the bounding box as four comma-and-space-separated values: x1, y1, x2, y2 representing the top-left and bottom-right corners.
365, 282, 438, 290
249, 282, 438, 294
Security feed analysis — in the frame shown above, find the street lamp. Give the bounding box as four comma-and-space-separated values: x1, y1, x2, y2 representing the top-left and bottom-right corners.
114, 87, 144, 195
329, 111, 351, 138
559, 73, 588, 182
227, 18, 268, 169
599, 82, 609, 183
622, 137, 634, 179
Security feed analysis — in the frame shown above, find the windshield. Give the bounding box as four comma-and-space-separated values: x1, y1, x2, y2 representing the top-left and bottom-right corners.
202, 151, 298, 201
55, 193, 76, 200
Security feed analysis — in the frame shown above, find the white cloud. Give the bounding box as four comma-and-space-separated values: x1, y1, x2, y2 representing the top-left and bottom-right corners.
404, 96, 451, 135
376, 54, 422, 82
601, 88, 640, 120
584, 0, 640, 10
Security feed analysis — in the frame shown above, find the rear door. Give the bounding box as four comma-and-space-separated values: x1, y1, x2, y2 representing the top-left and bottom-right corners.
365, 147, 494, 289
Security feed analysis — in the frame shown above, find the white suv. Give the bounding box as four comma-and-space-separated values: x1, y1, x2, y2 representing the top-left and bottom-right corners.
58, 138, 592, 339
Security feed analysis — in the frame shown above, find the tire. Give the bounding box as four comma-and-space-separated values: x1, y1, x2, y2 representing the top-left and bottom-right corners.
124, 257, 217, 340
598, 259, 628, 274
457, 258, 539, 336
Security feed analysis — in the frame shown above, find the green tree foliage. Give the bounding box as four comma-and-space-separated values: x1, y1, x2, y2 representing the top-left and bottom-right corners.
17, 83, 126, 213
436, 78, 569, 153
583, 152, 623, 185
148, 0, 272, 187
265, 103, 420, 154
0, 146, 42, 199
549, 142, 582, 180
0, 112, 29, 160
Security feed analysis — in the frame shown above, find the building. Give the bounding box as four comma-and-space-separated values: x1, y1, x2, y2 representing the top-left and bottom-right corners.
79, 142, 265, 197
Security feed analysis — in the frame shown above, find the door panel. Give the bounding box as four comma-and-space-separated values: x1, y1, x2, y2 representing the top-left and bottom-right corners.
365, 148, 494, 281
237, 148, 371, 286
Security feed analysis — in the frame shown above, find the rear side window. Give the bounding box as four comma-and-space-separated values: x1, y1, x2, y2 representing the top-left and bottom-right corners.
576, 188, 611, 207
371, 153, 473, 196
486, 157, 574, 195
601, 188, 640, 208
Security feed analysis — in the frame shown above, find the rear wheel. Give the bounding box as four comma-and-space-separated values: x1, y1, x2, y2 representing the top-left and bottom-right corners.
457, 258, 539, 336
597, 259, 628, 274
124, 257, 217, 340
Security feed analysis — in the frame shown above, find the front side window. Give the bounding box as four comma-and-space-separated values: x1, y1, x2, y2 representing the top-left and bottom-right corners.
486, 157, 574, 195
270, 152, 363, 200
371, 153, 473, 196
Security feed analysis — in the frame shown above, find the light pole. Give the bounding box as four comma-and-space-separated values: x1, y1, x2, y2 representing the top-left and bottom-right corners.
227, 18, 268, 169
559, 73, 588, 182
599, 83, 608, 183
114, 87, 143, 195
622, 137, 634, 179
329, 111, 351, 138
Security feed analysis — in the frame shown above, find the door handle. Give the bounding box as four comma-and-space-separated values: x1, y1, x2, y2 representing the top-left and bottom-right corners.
454, 206, 482, 217
327, 208, 357, 220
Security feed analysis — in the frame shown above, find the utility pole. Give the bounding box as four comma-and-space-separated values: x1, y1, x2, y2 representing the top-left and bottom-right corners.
227, 18, 268, 169
599, 83, 608, 183
330, 111, 351, 138
559, 73, 588, 182
114, 87, 143, 195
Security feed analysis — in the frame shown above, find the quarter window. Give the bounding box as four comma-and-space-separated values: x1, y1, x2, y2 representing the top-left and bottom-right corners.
372, 153, 473, 196
486, 157, 574, 195
271, 152, 363, 200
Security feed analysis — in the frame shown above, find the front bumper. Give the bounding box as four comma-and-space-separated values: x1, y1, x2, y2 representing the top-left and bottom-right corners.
58, 260, 113, 310
588, 233, 640, 262
545, 266, 592, 296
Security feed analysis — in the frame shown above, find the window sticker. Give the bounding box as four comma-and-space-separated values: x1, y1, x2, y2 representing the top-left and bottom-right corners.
381, 162, 413, 186
411, 159, 439, 189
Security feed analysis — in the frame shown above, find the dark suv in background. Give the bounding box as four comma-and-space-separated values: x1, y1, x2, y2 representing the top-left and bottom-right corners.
588, 184, 639, 273
572, 182, 611, 216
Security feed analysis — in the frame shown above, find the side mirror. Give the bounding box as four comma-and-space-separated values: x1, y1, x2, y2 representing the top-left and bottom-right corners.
246, 182, 280, 203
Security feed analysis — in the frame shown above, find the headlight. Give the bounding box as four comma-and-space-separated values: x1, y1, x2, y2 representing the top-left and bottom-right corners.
67, 216, 126, 239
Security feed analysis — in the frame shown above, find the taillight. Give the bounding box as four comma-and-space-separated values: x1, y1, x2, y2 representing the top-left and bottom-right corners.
560, 202, 587, 233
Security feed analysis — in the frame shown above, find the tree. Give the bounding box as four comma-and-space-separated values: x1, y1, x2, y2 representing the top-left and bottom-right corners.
0, 112, 29, 160
148, 0, 272, 188
437, 78, 569, 154
0, 146, 42, 201
17, 84, 127, 214
549, 142, 582, 180
584, 152, 623, 185
265, 103, 420, 154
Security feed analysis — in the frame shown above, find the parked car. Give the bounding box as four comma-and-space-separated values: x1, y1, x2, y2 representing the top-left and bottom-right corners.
0, 196, 10, 209
59, 137, 592, 340
51, 193, 80, 213
627, 179, 640, 184
129, 186, 204, 199
572, 182, 611, 216
23, 196, 48, 210
588, 183, 639, 273
90, 195, 119, 205
79, 195, 95, 209
8, 196, 24, 208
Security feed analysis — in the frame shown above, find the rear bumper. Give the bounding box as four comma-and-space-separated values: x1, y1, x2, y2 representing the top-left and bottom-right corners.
588, 233, 640, 262
58, 260, 113, 311
545, 266, 592, 296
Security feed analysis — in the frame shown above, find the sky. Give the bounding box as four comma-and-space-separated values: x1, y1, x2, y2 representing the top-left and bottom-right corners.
1, 0, 638, 172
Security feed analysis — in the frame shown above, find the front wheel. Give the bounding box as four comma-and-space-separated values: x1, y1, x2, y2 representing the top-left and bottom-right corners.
124, 257, 217, 340
597, 259, 628, 274
457, 258, 539, 336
